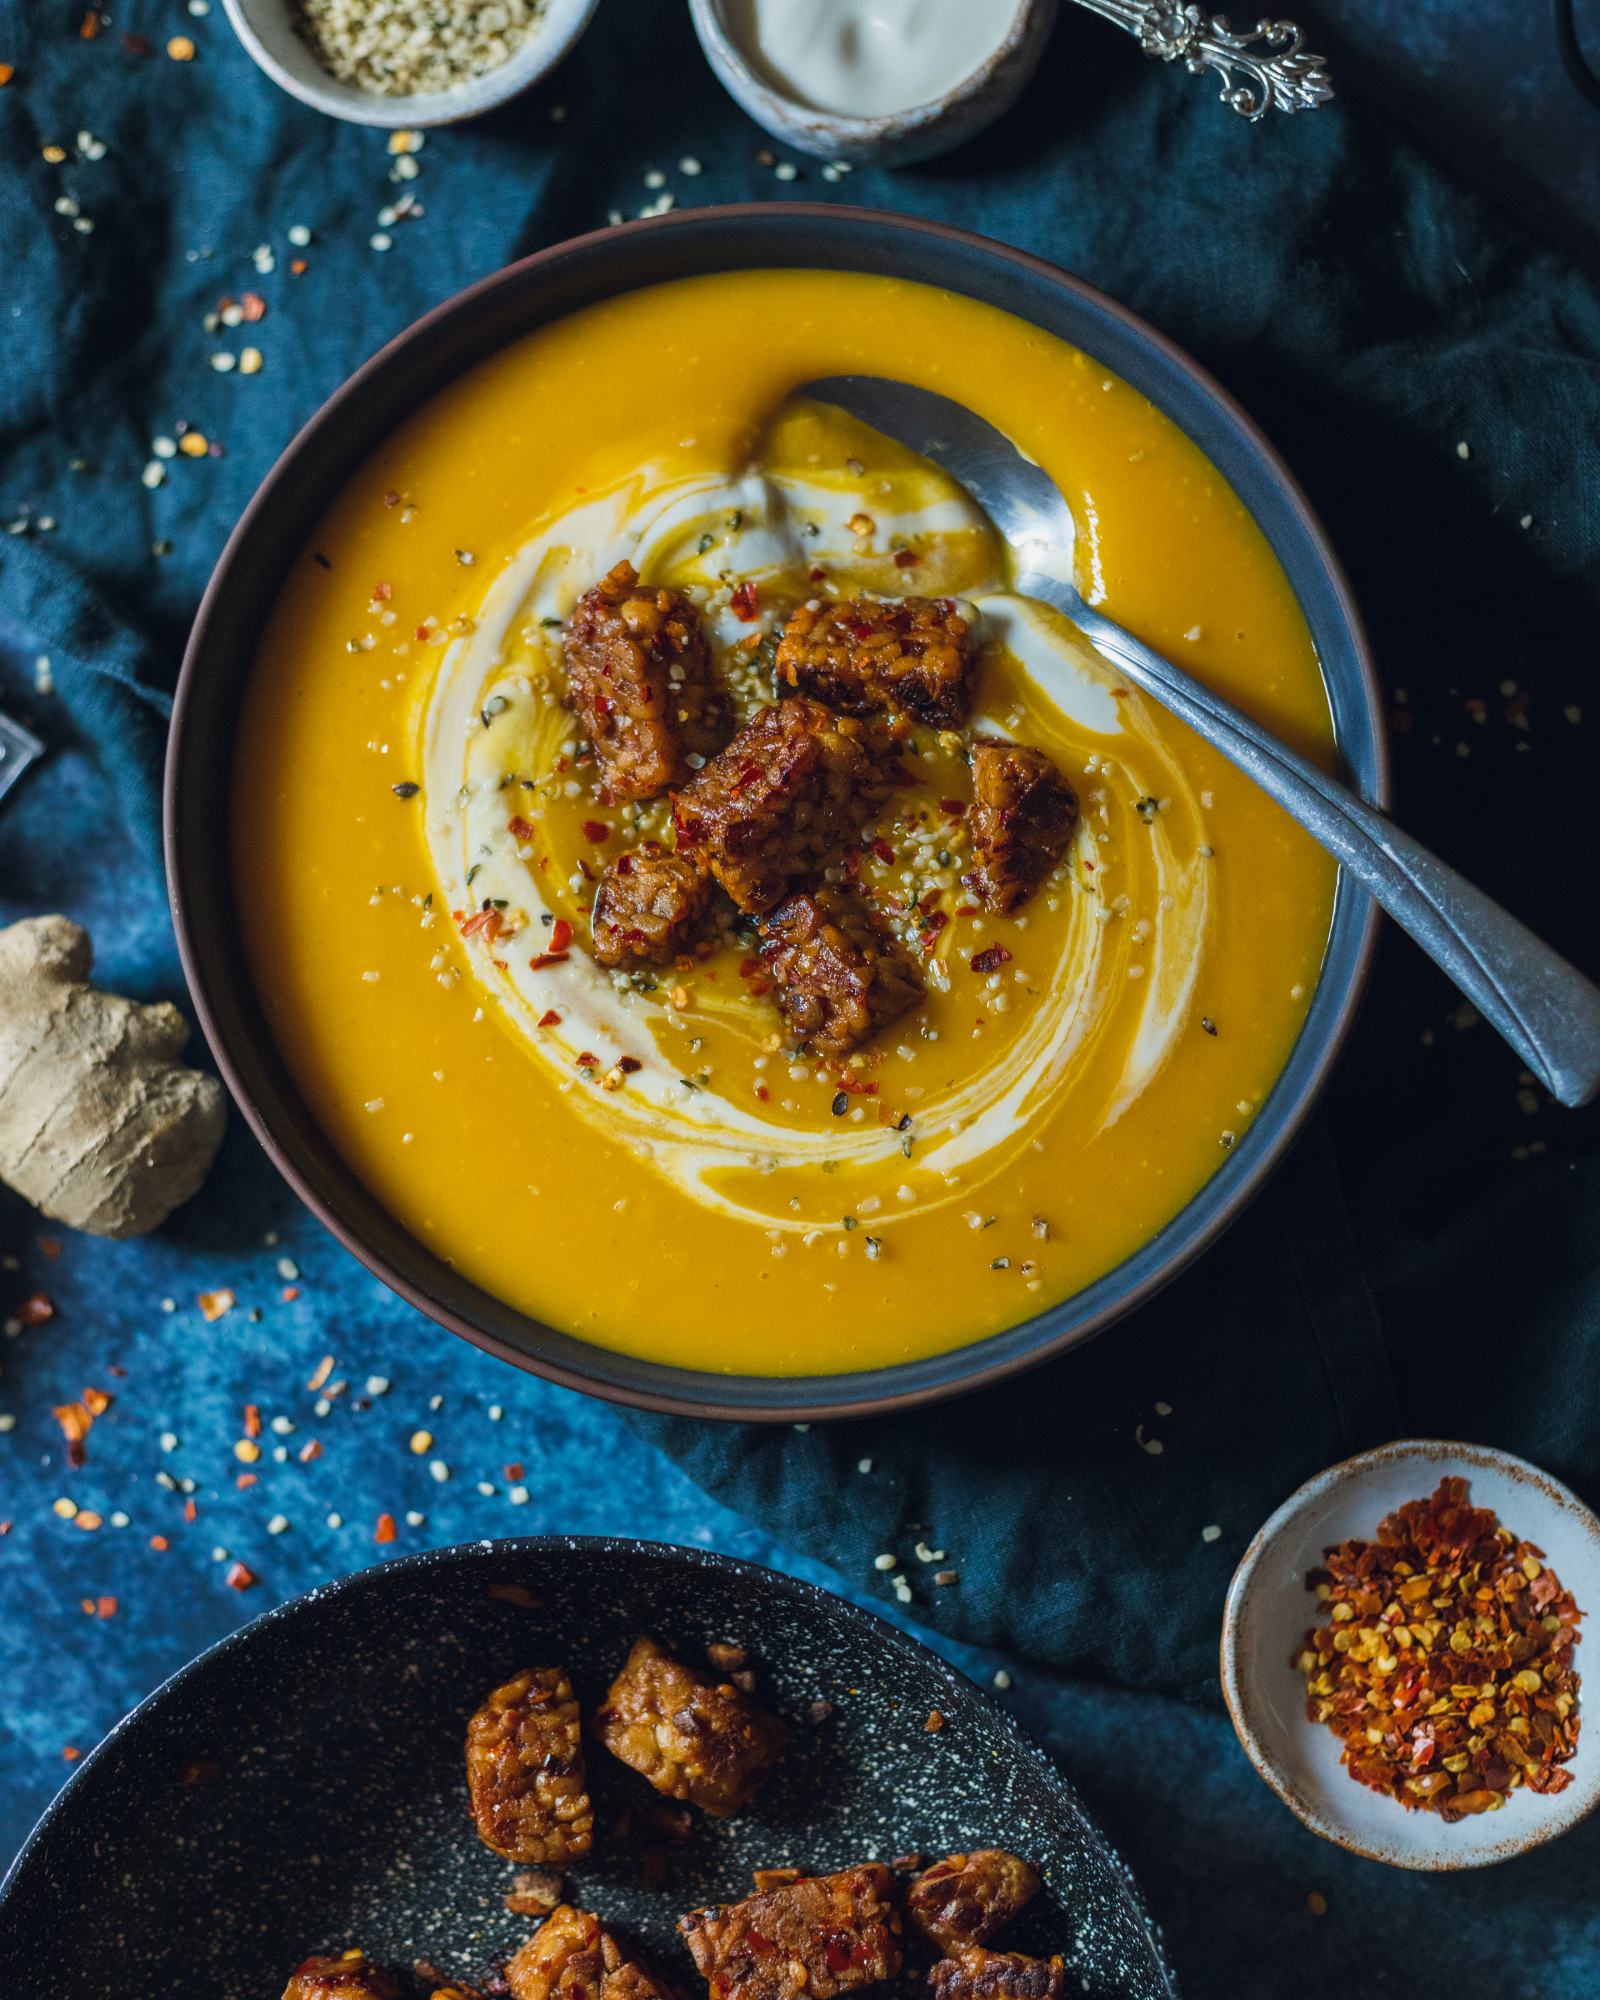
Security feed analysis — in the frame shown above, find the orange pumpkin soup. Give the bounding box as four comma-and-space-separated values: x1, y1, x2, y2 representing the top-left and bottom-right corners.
233, 269, 1336, 1376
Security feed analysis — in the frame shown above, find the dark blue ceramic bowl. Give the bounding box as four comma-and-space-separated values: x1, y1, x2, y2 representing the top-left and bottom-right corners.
0, 1537, 1177, 1997
166, 205, 1385, 1421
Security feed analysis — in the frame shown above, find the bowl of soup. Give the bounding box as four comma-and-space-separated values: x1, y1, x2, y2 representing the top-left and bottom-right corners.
167, 205, 1385, 1418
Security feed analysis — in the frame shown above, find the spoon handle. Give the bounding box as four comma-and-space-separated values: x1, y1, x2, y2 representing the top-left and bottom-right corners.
1050, 590, 1600, 1108
1066, 0, 1335, 118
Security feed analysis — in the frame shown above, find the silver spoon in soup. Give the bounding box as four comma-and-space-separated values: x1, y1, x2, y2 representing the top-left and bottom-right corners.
802, 374, 1600, 1108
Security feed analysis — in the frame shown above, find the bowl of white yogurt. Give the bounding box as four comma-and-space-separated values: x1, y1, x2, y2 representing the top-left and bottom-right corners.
689, 0, 1059, 164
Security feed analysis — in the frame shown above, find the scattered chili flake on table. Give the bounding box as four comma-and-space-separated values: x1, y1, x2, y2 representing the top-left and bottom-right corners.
1295, 1476, 1582, 1820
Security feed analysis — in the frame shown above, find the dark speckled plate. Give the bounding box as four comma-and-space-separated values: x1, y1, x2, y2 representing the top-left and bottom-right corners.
0, 1540, 1176, 1998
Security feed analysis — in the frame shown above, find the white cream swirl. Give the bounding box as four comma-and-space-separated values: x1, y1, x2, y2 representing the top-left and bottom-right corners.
419, 419, 1211, 1227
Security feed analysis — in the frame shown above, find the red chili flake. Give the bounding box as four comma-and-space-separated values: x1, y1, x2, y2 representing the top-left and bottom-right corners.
893, 549, 920, 569
576, 1051, 598, 1068
374, 1512, 398, 1544
507, 814, 535, 841
236, 1473, 256, 1490
243, 1403, 261, 1438
538, 1008, 562, 1028
79, 9, 98, 36
290, 258, 308, 275
38, 1236, 62, 1260
298, 1439, 322, 1463
925, 1708, 946, 1733
971, 944, 1013, 974
240, 290, 267, 322
955, 903, 978, 917
918, 888, 942, 917
871, 837, 895, 866
74, 1510, 102, 1531
281, 1285, 300, 1302
225, 1561, 258, 1591
618, 1056, 643, 1074
13, 1291, 54, 1327
920, 910, 949, 951
755, 1084, 770, 1102
197, 1287, 235, 1322
581, 819, 610, 844
62, 1746, 80, 1762
939, 799, 967, 817
96, 1595, 118, 1617
459, 907, 506, 942
505, 1463, 526, 1482
182, 1499, 198, 1523
833, 1073, 879, 1097
372, 579, 392, 601
150, 1534, 170, 1551
729, 581, 761, 621
529, 952, 570, 972
415, 624, 432, 642
548, 918, 573, 953
1297, 1476, 1584, 1820
809, 566, 828, 582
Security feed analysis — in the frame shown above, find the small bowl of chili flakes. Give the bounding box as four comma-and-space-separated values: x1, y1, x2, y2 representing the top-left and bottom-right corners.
1222, 1439, 1600, 1869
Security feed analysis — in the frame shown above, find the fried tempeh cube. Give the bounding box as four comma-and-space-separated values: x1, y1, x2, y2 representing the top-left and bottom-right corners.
966, 739, 1078, 915
595, 1634, 788, 1818
905, 1852, 1040, 1955
927, 1952, 1064, 2000
507, 1906, 610, 2000
508, 1905, 683, 2000
591, 841, 714, 968
466, 1666, 594, 1865
775, 595, 976, 728
679, 1863, 904, 2000
283, 1951, 401, 2000
673, 699, 900, 915
758, 887, 921, 1057
564, 561, 732, 800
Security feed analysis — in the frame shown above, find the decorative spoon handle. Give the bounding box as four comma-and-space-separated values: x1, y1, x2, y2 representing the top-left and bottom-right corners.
1067, 1, 1335, 117
1043, 587, 1600, 1107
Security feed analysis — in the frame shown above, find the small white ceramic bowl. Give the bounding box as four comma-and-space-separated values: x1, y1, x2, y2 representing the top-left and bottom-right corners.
687, 0, 1058, 166
221, 0, 601, 128
1222, 1438, 1600, 1869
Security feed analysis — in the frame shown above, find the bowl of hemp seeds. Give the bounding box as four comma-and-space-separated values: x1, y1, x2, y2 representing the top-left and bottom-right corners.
221, 0, 602, 127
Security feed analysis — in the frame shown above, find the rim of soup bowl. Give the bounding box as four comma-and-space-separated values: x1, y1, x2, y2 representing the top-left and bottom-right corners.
165, 203, 1388, 1422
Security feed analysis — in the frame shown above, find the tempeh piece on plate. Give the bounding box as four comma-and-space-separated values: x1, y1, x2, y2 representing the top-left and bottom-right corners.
927, 1950, 1065, 2000
466, 1666, 594, 1864
679, 1863, 904, 2000
595, 1634, 788, 1817
282, 1951, 401, 2000
508, 1905, 684, 2000
904, 1850, 1040, 1954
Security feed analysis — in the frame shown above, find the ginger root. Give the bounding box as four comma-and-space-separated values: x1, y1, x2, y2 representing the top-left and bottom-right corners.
0, 914, 225, 1237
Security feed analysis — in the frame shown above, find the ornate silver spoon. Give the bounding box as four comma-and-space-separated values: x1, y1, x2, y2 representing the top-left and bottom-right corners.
1071, 4, 1334, 118
802, 374, 1600, 1108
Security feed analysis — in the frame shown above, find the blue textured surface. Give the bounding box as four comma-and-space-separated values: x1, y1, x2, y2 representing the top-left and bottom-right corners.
5, 1, 1600, 1993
